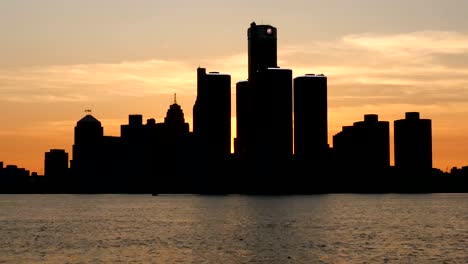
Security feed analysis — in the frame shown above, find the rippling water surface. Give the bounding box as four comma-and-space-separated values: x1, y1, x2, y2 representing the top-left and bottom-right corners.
0, 194, 467, 263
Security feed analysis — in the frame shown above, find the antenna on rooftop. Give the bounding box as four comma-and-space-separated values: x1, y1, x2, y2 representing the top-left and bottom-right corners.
174, 93, 177, 104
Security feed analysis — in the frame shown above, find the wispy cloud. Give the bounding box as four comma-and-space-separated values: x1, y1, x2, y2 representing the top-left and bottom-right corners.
1, 30, 468, 109
278, 31, 468, 108
2, 30, 468, 170
0, 60, 198, 103
342, 31, 468, 56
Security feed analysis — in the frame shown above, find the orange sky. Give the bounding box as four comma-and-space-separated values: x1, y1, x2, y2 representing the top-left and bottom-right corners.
1, 1, 468, 174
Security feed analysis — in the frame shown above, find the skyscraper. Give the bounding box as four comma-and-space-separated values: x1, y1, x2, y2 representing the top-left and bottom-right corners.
70, 114, 106, 191
248, 22, 277, 80
250, 67, 293, 162
121, 114, 144, 143
71, 114, 104, 176
164, 99, 190, 139
73, 114, 103, 146
242, 22, 287, 160
235, 80, 250, 156
44, 149, 69, 180
333, 114, 390, 187
394, 112, 432, 177
294, 74, 328, 161
193, 67, 231, 158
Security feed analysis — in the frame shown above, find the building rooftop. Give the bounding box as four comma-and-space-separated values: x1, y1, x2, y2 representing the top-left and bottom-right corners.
297, 73, 327, 78
77, 115, 101, 124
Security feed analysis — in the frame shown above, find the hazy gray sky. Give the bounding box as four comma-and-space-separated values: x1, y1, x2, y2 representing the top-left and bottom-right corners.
2, 0, 468, 66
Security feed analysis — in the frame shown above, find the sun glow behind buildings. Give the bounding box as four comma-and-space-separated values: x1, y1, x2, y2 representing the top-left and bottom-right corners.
2, 1, 468, 173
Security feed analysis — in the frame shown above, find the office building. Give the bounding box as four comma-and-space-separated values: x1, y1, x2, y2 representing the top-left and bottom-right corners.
394, 112, 432, 177
44, 149, 69, 179
193, 67, 231, 158
333, 114, 390, 177
235, 80, 250, 156
250, 67, 293, 162
294, 74, 328, 161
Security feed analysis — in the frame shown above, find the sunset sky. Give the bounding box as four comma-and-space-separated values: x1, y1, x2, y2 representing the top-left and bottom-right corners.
1, 0, 468, 174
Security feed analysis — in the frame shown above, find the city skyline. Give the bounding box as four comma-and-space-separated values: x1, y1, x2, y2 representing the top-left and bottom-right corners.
2, 1, 468, 174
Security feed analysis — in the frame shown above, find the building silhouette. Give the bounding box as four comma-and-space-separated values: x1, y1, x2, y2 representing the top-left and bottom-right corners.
120, 114, 153, 193
293, 74, 329, 162
250, 67, 293, 162
159, 99, 193, 193
238, 23, 275, 160
193, 68, 231, 159
0, 163, 31, 193
3, 21, 467, 194
71, 114, 105, 191
241, 23, 293, 185
394, 112, 432, 175
68, 98, 192, 193
394, 112, 433, 192
333, 114, 390, 192
248, 22, 277, 81
44, 149, 69, 191
248, 67, 293, 194
234, 80, 250, 156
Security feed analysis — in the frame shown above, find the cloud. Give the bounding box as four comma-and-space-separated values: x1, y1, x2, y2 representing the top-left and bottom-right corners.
3, 30, 468, 170
0, 60, 198, 103
342, 31, 468, 57
1, 30, 468, 109
278, 31, 468, 108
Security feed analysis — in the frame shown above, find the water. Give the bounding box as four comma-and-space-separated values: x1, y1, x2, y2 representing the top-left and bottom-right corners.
0, 194, 467, 264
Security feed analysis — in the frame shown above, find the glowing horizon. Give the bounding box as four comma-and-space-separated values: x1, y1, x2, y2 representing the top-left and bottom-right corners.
1, 0, 468, 174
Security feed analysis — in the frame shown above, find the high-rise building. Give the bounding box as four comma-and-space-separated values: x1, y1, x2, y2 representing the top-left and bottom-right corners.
250, 67, 293, 162
193, 67, 231, 158
244, 22, 292, 158
121, 115, 144, 142
294, 74, 328, 161
394, 112, 432, 177
44, 149, 69, 179
353, 114, 390, 172
333, 114, 390, 176
248, 22, 277, 80
72, 114, 104, 173
235, 80, 250, 156
73, 114, 103, 146
70, 114, 106, 191
164, 99, 190, 139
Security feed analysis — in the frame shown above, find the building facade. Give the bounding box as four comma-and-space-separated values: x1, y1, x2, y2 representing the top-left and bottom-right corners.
394, 112, 432, 177
294, 74, 328, 161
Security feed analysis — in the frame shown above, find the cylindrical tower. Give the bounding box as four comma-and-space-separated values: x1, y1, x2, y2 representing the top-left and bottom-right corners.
250, 67, 293, 161
248, 22, 277, 81
293, 74, 328, 160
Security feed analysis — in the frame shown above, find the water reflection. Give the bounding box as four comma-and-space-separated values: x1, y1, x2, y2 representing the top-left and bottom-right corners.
0, 194, 467, 263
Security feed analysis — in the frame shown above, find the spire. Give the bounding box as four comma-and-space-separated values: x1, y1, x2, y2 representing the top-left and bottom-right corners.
174, 93, 177, 104
78, 109, 100, 124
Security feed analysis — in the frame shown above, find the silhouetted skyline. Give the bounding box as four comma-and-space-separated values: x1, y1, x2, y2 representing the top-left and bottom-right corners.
2, 3, 468, 173
1, 22, 467, 194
